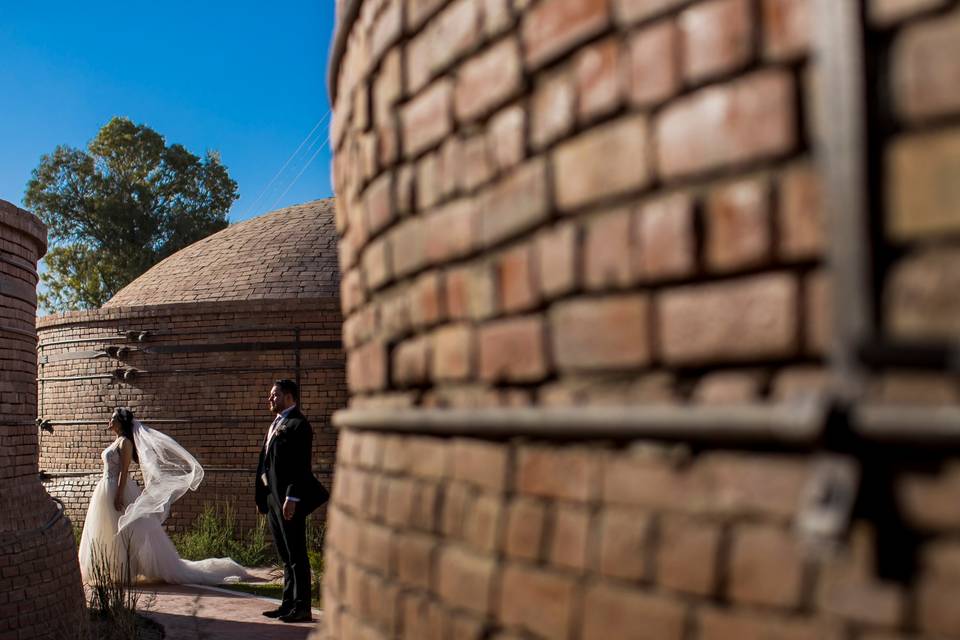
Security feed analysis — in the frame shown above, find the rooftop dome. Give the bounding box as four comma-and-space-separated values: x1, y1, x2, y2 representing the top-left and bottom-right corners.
105, 199, 338, 307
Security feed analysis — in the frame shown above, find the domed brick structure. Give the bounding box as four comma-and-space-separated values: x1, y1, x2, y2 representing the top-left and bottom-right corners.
319, 1, 960, 639
1, 199, 84, 638
37, 199, 346, 534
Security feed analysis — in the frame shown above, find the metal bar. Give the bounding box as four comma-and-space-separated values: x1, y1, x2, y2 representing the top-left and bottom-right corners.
38, 332, 341, 349
853, 405, 960, 442
138, 340, 342, 354
37, 363, 344, 382
332, 400, 829, 445
37, 374, 115, 382
814, 0, 872, 402
41, 418, 192, 426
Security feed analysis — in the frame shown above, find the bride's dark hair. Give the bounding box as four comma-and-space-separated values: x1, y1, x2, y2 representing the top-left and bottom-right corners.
112, 407, 139, 463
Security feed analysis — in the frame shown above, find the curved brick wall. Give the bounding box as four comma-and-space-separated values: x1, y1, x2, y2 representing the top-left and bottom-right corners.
319, 0, 960, 639
0, 200, 84, 639
37, 200, 347, 533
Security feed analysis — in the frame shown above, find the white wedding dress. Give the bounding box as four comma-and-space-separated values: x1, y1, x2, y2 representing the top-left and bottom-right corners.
77, 437, 251, 585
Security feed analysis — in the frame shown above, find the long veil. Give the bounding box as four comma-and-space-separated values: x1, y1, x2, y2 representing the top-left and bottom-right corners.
117, 419, 204, 533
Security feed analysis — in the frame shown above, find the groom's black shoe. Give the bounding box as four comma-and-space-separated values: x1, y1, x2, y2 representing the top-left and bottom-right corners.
278, 608, 312, 623
262, 607, 291, 619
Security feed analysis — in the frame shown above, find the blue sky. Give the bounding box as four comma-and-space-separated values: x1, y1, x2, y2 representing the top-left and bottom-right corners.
0, 1, 336, 225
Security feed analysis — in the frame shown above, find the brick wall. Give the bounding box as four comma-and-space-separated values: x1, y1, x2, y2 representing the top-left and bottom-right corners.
0, 199, 84, 639
320, 0, 960, 639
36, 200, 348, 536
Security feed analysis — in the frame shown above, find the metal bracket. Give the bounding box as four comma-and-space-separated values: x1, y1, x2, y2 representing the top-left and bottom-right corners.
797, 454, 861, 551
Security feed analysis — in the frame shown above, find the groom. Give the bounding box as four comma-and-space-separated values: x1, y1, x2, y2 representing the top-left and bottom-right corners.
256, 379, 329, 623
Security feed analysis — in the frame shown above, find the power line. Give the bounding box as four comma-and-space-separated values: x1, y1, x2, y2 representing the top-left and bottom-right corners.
267, 130, 331, 213
237, 111, 330, 220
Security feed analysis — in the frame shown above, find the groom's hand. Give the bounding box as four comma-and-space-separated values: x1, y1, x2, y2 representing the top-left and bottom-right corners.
282, 498, 296, 520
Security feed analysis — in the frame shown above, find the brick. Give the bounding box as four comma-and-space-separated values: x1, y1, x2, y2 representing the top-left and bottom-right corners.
615, 0, 688, 25
536, 222, 578, 298
728, 524, 806, 607
699, 608, 831, 640
362, 237, 392, 290
365, 172, 395, 235
574, 37, 623, 121
385, 477, 416, 526
585, 207, 635, 290
500, 565, 577, 638
394, 533, 438, 589
871, 0, 949, 26
897, 463, 960, 531
401, 593, 444, 640
460, 134, 493, 190
531, 69, 576, 150
705, 177, 772, 273
439, 136, 462, 198
550, 504, 591, 572
489, 104, 526, 171
778, 163, 824, 260
410, 270, 443, 329
424, 197, 478, 264
505, 498, 547, 560
816, 559, 906, 628
406, 0, 480, 93
894, 10, 960, 121
480, 0, 511, 36
516, 446, 600, 502
373, 49, 402, 130
887, 127, 960, 241
462, 494, 503, 552
456, 37, 523, 122
393, 336, 430, 387
436, 546, 495, 615
349, 340, 388, 392
887, 247, 960, 341
869, 372, 960, 405
551, 295, 650, 371
599, 507, 652, 580
451, 439, 508, 492
656, 515, 720, 596
389, 217, 426, 277
401, 79, 453, 157
693, 371, 764, 404
341, 268, 366, 314
918, 576, 960, 636
555, 115, 651, 211
658, 273, 799, 365
416, 152, 443, 210
522, 0, 610, 69
445, 261, 496, 320
431, 323, 474, 382
680, 0, 753, 83
636, 192, 696, 280
628, 20, 681, 108
406, 0, 447, 31
496, 243, 539, 313
657, 70, 795, 178
480, 158, 550, 247
583, 583, 686, 640
478, 315, 548, 383
763, 0, 812, 60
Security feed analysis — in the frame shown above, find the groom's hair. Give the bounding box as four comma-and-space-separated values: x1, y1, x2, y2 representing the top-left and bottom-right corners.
274, 379, 300, 403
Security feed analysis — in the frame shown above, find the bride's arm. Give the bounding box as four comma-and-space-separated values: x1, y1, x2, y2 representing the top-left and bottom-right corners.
114, 440, 133, 512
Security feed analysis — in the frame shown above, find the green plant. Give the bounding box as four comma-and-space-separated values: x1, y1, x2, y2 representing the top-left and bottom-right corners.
85, 537, 141, 640
306, 518, 325, 608
172, 503, 276, 567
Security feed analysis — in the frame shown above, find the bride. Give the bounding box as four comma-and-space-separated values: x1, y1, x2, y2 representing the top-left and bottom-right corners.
77, 407, 251, 584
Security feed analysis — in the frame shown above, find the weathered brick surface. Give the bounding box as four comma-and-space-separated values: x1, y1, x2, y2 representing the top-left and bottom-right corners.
323, 1, 960, 639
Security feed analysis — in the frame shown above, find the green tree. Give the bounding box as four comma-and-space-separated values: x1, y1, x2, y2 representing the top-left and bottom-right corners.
25, 116, 238, 311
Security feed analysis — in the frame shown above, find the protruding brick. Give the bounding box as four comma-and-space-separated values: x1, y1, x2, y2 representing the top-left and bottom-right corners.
437, 546, 496, 615
531, 70, 576, 150
431, 323, 474, 382
393, 336, 430, 387
551, 295, 650, 371
555, 115, 651, 211
887, 127, 960, 241
489, 104, 527, 171
628, 20, 681, 108
517, 446, 601, 502
478, 315, 548, 383
401, 80, 453, 157
891, 7, 960, 120
522, 0, 610, 69
456, 37, 523, 122
500, 565, 577, 639
705, 177, 772, 273
583, 583, 686, 640
887, 247, 960, 341
496, 243, 539, 313
536, 222, 578, 298
574, 37, 623, 121
657, 70, 795, 178
585, 207, 635, 290
728, 524, 806, 607
480, 158, 549, 247
424, 197, 478, 264
680, 0, 753, 83
636, 192, 696, 280
658, 273, 799, 365
762, 0, 812, 60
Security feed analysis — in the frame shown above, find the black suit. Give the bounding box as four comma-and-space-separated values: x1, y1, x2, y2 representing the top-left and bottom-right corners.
255, 406, 329, 612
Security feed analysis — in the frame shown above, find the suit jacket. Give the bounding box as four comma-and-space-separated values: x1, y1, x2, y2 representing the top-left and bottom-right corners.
255, 407, 329, 516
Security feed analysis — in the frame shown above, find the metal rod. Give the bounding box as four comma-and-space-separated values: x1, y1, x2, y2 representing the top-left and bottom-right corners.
37, 363, 343, 382
332, 400, 829, 445
853, 405, 960, 442
858, 341, 960, 372
38, 330, 341, 349
815, 0, 872, 402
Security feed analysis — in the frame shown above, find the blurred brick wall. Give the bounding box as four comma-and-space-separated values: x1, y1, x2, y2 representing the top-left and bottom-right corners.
0, 199, 84, 639
319, 0, 960, 639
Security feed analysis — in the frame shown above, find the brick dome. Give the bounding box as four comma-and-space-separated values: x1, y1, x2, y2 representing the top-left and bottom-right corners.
105, 198, 339, 307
